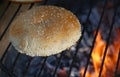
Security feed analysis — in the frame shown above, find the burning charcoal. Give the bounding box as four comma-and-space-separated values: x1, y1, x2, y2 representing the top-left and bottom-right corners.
3, 46, 18, 69
37, 62, 54, 77
47, 56, 56, 66
24, 57, 43, 77
69, 45, 76, 51
30, 57, 43, 65
57, 67, 68, 77
78, 10, 89, 23
13, 54, 31, 77
45, 62, 55, 71
89, 8, 100, 28
79, 47, 90, 53
80, 15, 87, 23
80, 39, 88, 48
70, 68, 80, 77
56, 53, 61, 58
40, 69, 52, 77
60, 59, 70, 68
63, 51, 72, 59
84, 32, 93, 46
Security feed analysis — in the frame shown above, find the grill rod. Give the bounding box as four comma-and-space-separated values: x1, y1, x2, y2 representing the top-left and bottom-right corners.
83, 0, 108, 76
0, 4, 22, 40
0, 2, 11, 18
98, 0, 118, 77
68, 0, 93, 76
114, 50, 120, 77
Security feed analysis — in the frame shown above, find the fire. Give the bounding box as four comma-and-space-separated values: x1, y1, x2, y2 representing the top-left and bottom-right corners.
92, 31, 106, 77
80, 29, 120, 77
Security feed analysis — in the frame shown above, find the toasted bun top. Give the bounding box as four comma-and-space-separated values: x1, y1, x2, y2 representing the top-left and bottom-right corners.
9, 5, 81, 56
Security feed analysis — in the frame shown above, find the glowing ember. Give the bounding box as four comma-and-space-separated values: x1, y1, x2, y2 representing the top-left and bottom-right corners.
80, 28, 120, 77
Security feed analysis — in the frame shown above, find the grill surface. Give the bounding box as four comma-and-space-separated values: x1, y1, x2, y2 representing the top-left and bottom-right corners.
0, 0, 120, 77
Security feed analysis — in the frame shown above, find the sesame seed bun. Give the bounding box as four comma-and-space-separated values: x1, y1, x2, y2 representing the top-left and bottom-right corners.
9, 5, 81, 56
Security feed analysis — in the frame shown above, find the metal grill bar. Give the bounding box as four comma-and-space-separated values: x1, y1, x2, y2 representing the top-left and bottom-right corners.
36, 56, 48, 77
8, 3, 34, 77
52, 51, 64, 76
9, 3, 35, 76
23, 57, 33, 77
114, 50, 120, 77
0, 43, 11, 62
0, 2, 11, 18
0, 3, 34, 77
31, 1, 57, 77
28, 3, 34, 9
0, 4, 22, 40
10, 53, 20, 72
0, 43, 16, 77
98, 0, 118, 77
0, 62, 17, 77
83, 0, 108, 77
68, 0, 93, 76
2, 1, 50, 77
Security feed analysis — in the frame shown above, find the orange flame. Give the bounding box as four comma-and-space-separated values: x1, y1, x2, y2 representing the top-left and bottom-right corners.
80, 29, 120, 77
92, 31, 106, 77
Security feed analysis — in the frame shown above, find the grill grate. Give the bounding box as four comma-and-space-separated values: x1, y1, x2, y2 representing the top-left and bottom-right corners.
82, 0, 108, 76
0, 0, 120, 77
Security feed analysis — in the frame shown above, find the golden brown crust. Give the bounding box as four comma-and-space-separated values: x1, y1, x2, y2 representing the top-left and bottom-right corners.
9, 5, 81, 56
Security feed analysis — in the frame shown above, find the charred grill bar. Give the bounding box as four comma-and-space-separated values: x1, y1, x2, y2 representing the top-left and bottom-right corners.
0, 0, 120, 77
115, 50, 120, 77
98, 0, 118, 77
